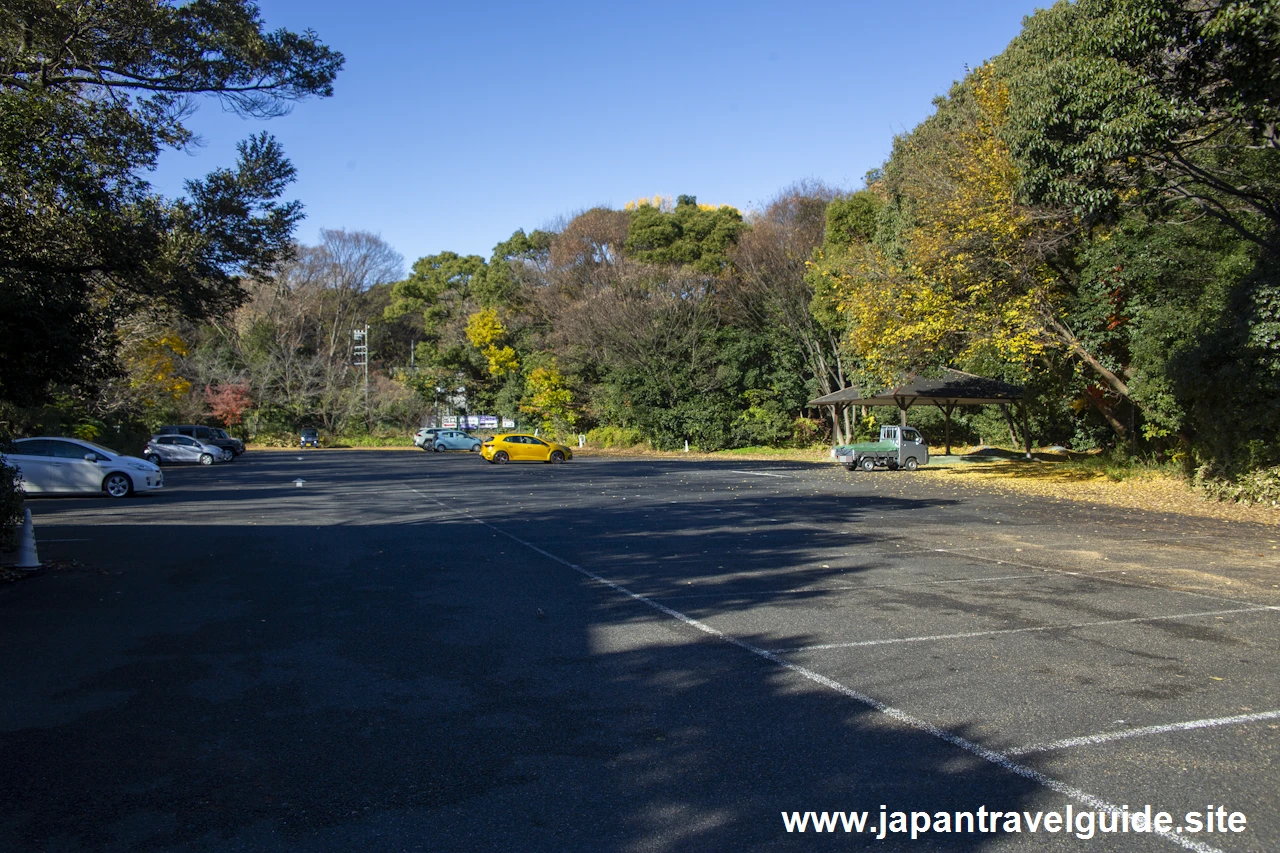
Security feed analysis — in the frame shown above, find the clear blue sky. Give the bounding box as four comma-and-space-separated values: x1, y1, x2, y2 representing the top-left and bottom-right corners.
151, 0, 1049, 267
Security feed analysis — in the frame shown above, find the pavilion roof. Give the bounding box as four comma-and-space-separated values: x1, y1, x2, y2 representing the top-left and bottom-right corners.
807, 369, 1023, 408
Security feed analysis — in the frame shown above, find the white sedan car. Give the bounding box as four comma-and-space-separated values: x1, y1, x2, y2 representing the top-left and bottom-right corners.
3, 436, 163, 498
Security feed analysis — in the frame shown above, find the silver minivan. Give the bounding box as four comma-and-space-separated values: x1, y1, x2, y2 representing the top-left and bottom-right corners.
157, 424, 244, 456
143, 435, 231, 466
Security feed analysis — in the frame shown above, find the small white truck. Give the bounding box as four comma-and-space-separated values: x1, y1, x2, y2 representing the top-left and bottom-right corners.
835, 425, 930, 471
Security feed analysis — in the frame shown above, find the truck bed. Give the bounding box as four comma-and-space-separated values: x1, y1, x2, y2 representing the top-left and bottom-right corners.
835, 440, 897, 455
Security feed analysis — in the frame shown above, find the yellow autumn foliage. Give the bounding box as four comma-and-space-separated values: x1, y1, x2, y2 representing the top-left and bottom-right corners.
520, 361, 577, 432
466, 308, 519, 377
823, 63, 1058, 387
485, 345, 519, 377
126, 332, 192, 405
465, 308, 505, 349
624, 195, 673, 212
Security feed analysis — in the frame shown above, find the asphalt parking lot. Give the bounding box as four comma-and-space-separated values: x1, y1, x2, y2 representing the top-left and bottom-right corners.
2, 450, 1277, 852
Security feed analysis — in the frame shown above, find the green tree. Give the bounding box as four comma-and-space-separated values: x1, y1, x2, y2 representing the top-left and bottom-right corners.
387, 252, 488, 331
625, 195, 746, 275
386, 252, 493, 410
1004, 0, 1280, 253
997, 0, 1280, 467
0, 0, 343, 407
727, 183, 849, 442
482, 228, 552, 308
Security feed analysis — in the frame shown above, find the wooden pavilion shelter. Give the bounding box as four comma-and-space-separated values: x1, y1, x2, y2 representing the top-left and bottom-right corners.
807, 368, 1030, 457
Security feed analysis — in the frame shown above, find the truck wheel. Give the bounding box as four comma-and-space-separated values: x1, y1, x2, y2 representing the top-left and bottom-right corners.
887, 460, 899, 471
843, 463, 856, 472
904, 457, 919, 471
860, 456, 876, 472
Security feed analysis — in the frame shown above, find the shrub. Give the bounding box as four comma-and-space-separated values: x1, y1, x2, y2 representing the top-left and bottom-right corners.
251, 432, 297, 448
585, 425, 646, 448
0, 458, 22, 552
1193, 465, 1280, 506
789, 416, 823, 447
329, 434, 415, 447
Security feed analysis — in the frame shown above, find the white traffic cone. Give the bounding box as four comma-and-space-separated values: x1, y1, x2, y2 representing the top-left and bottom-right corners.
15, 508, 40, 570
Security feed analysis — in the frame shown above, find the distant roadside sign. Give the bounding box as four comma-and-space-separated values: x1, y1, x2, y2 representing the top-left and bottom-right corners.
441, 414, 502, 429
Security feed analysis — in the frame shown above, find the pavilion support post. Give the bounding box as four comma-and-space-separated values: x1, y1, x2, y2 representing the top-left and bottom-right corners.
1020, 402, 1033, 460
944, 401, 955, 455
845, 403, 854, 444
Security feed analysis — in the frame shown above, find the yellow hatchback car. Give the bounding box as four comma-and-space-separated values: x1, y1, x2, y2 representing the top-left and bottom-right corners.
481, 434, 574, 464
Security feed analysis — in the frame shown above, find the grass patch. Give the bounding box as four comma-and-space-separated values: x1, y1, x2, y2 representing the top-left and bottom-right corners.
934, 446, 1180, 484
247, 433, 416, 449
328, 435, 415, 448
715, 445, 830, 460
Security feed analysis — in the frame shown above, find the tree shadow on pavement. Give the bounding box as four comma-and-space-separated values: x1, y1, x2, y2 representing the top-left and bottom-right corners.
0, 458, 1057, 852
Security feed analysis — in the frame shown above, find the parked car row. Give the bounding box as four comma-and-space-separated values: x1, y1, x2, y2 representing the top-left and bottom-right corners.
412, 426, 575, 464
155, 424, 244, 457
413, 427, 483, 453
2, 424, 250, 499
1, 423, 574, 501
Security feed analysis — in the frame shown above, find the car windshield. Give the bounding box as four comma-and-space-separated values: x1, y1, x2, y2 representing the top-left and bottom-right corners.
74, 440, 118, 459
302, 430, 317, 436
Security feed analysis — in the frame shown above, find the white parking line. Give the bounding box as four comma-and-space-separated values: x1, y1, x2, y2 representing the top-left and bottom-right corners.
768, 606, 1278, 653
1008, 710, 1280, 756
406, 485, 1227, 853
727, 470, 793, 478
929, 547, 1276, 609
654, 572, 1047, 601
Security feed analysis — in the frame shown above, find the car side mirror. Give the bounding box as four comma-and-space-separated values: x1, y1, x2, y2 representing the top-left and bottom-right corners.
83, 453, 98, 462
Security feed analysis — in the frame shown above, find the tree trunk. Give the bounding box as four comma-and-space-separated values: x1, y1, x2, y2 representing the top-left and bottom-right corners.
1002, 404, 1019, 448
1020, 402, 1033, 459
1047, 316, 1131, 399
936, 402, 955, 455
1088, 393, 1129, 438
